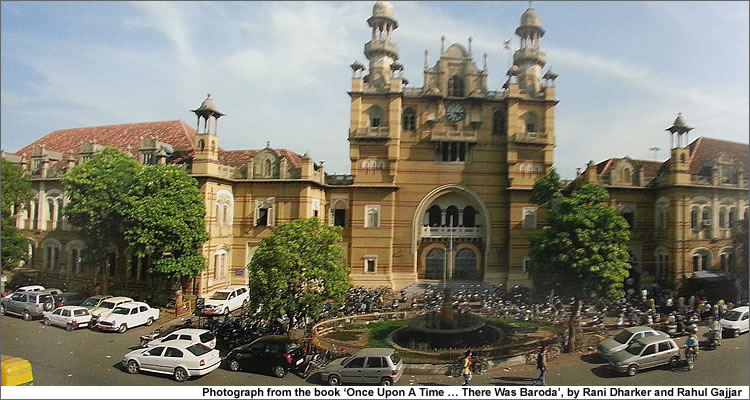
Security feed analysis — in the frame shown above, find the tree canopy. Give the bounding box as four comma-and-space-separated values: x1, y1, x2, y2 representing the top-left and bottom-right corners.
247, 218, 351, 328
1, 159, 34, 279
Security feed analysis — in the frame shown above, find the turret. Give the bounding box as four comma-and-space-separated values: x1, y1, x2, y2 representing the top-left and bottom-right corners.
363, 1, 400, 89
513, 3, 546, 96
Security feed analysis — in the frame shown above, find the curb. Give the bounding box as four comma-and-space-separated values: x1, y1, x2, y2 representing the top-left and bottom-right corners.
404, 354, 528, 375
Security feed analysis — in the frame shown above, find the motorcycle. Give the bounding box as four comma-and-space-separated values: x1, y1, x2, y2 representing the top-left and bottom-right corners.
706, 330, 721, 350
139, 328, 162, 347
684, 346, 697, 370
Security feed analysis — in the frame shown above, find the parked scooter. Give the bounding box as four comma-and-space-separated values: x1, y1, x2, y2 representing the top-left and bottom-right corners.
139, 328, 162, 347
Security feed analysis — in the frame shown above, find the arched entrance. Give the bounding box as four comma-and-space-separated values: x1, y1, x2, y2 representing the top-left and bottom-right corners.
454, 248, 477, 280
425, 248, 445, 280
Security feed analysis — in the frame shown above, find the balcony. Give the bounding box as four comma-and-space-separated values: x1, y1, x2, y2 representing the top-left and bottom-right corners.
514, 131, 548, 145
350, 127, 390, 140
427, 128, 478, 143
421, 225, 481, 239
364, 40, 399, 58
513, 47, 546, 65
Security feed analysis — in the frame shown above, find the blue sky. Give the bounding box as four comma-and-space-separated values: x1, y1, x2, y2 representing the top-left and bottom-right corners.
1, 1, 748, 178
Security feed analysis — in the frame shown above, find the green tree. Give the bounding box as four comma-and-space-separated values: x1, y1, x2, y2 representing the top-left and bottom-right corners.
529, 167, 564, 206
732, 219, 748, 298
62, 148, 141, 292
1, 159, 34, 293
247, 218, 351, 332
123, 165, 208, 289
528, 180, 631, 352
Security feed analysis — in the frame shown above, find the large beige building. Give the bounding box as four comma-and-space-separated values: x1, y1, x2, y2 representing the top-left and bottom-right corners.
3, 2, 747, 299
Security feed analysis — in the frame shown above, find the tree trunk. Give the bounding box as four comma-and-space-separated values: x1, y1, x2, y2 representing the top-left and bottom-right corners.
566, 297, 583, 353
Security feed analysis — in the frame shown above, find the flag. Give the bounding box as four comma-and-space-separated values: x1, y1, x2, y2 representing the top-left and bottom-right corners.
504, 39, 511, 49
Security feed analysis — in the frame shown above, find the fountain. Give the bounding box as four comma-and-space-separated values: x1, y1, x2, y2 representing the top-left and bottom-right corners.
389, 288, 504, 350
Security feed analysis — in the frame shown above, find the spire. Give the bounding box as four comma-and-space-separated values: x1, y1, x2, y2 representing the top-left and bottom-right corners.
364, 1, 400, 88
513, 3, 547, 95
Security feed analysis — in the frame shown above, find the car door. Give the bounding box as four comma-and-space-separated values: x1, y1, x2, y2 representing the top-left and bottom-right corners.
656, 341, 673, 366
340, 356, 366, 384
742, 312, 749, 332
245, 342, 265, 370
640, 344, 658, 368
60, 308, 73, 327
162, 347, 185, 374
140, 347, 166, 372
363, 356, 387, 384
8, 293, 26, 314
178, 334, 194, 344
227, 291, 238, 311
49, 308, 63, 326
129, 307, 143, 327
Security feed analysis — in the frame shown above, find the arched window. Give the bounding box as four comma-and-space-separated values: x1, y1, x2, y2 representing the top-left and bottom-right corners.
215, 203, 222, 225
719, 207, 727, 228
690, 207, 699, 229
701, 207, 711, 229
198, 139, 205, 151
222, 204, 230, 225
425, 248, 445, 279
66, 241, 85, 275
41, 239, 61, 271
454, 248, 477, 280
448, 75, 464, 97
524, 112, 539, 133
332, 200, 347, 227
492, 110, 506, 136
214, 248, 229, 281
263, 159, 272, 177
692, 249, 712, 272
622, 167, 632, 184
402, 107, 416, 131
728, 208, 737, 228
445, 206, 459, 227
368, 106, 385, 128
463, 206, 476, 227
428, 205, 442, 227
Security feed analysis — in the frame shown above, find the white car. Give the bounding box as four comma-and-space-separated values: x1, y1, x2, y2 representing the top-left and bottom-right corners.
97, 302, 160, 333
721, 306, 749, 338
147, 328, 217, 350
202, 286, 249, 316
89, 296, 133, 323
43, 306, 92, 331
3, 285, 46, 298
121, 340, 221, 382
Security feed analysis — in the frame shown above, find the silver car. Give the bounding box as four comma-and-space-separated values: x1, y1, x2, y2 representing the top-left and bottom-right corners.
597, 326, 664, 360
608, 335, 681, 376
321, 348, 404, 386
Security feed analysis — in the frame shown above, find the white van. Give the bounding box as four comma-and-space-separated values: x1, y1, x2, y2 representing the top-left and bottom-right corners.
202, 287, 249, 316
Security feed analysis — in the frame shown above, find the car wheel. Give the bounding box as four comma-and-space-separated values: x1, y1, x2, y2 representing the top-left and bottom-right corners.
380, 377, 393, 386
627, 365, 638, 376
272, 365, 287, 378
66, 323, 75, 332
174, 367, 188, 382
117, 324, 127, 334
43, 318, 51, 326
228, 359, 240, 372
127, 360, 140, 374
145, 317, 154, 326
669, 356, 679, 369
328, 375, 341, 386
224, 307, 230, 316
22, 311, 32, 321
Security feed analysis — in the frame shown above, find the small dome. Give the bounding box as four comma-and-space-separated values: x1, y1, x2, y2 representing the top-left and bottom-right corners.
373, 1, 395, 18
673, 113, 688, 128
197, 94, 217, 111
350, 60, 365, 71
390, 61, 404, 71
521, 7, 542, 27
666, 113, 694, 133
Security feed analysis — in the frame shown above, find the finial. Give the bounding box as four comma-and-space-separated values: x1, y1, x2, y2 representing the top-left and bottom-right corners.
441, 35, 445, 52
483, 53, 488, 70
424, 49, 429, 67
266, 141, 270, 148
468, 37, 473, 54
528, 0, 533, 8
207, 93, 211, 98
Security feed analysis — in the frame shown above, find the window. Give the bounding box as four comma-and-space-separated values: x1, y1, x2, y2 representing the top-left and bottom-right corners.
364, 257, 377, 273
130, 308, 139, 315
402, 107, 416, 131
427, 205, 442, 227
523, 256, 531, 274
622, 167, 632, 184
719, 207, 727, 228
642, 345, 656, 356
492, 110, 506, 136
80, 155, 91, 163
463, 206, 476, 227
369, 107, 385, 128
365, 205, 380, 228
445, 206, 459, 227
346, 357, 366, 368
728, 208, 737, 228
139, 306, 148, 312
701, 207, 711, 229
222, 204, 230, 225
312, 199, 320, 218
142, 153, 154, 165
147, 347, 164, 357
257, 208, 269, 226
32, 159, 43, 172
198, 139, 205, 151
74, 309, 88, 317
448, 75, 464, 97
42, 241, 60, 271
367, 357, 385, 368
263, 159, 272, 177
70, 248, 81, 275
256, 199, 274, 227
522, 207, 537, 229
62, 309, 71, 318
438, 142, 469, 162
691, 207, 699, 229
164, 348, 184, 358
524, 112, 539, 133
334, 209, 347, 227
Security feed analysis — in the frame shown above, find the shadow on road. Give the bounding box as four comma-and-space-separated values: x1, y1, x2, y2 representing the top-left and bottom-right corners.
590, 365, 617, 378
580, 353, 605, 364
490, 376, 536, 386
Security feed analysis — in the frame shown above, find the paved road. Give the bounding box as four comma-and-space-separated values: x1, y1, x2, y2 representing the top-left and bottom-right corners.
2, 314, 748, 386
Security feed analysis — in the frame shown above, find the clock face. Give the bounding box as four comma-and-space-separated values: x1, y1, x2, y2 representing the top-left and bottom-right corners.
445, 103, 465, 123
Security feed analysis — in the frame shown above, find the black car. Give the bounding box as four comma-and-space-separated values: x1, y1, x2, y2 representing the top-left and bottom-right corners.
53, 292, 85, 308
226, 335, 306, 378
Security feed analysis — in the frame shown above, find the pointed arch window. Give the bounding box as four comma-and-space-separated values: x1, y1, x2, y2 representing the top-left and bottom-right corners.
402, 107, 416, 131
690, 207, 699, 229
368, 107, 385, 128
524, 112, 539, 133
622, 167, 632, 184
492, 110, 506, 136
448, 75, 464, 97
263, 159, 272, 177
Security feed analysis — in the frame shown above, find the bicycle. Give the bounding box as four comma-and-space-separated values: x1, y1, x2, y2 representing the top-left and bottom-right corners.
300, 349, 332, 379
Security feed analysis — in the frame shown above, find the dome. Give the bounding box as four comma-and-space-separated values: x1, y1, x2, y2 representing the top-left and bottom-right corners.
372, 1, 395, 18
197, 95, 217, 111
666, 113, 694, 133
521, 7, 541, 27
673, 113, 688, 128
507, 65, 520, 76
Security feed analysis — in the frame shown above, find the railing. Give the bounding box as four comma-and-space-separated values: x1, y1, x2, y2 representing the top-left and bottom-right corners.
515, 131, 548, 144
351, 127, 390, 139
421, 225, 481, 238
403, 87, 424, 96
364, 40, 399, 56
513, 47, 546, 65
428, 128, 478, 142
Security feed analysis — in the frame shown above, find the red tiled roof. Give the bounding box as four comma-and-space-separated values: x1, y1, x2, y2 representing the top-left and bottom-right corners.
16, 120, 196, 158
218, 148, 306, 168
596, 157, 665, 178
688, 137, 749, 174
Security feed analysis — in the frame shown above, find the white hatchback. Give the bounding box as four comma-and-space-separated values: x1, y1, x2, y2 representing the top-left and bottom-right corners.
43, 306, 92, 331
147, 328, 217, 350
122, 340, 221, 382
721, 306, 750, 338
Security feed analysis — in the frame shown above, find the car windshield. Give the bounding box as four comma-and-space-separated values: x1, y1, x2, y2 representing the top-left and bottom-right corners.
81, 297, 99, 307
99, 301, 116, 309
209, 292, 229, 300
625, 341, 645, 355
112, 307, 130, 315
187, 343, 212, 357
390, 352, 402, 365
723, 311, 742, 321
613, 331, 634, 344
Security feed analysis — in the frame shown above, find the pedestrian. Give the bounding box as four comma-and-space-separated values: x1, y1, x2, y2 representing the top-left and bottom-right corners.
462, 350, 473, 386
533, 345, 547, 386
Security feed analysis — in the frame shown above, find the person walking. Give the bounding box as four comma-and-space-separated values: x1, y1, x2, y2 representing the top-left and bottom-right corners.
533, 345, 547, 386
462, 350, 473, 386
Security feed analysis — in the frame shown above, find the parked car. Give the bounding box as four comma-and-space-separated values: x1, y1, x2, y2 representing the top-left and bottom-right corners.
80, 295, 113, 310
121, 340, 221, 382
147, 328, 217, 350
43, 306, 92, 331
597, 326, 665, 360
202, 286, 249, 316
52, 292, 85, 308
0, 291, 56, 321
3, 285, 45, 298
721, 306, 749, 338
322, 348, 404, 386
89, 296, 133, 324
97, 302, 160, 333
225, 335, 305, 378
608, 335, 681, 376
